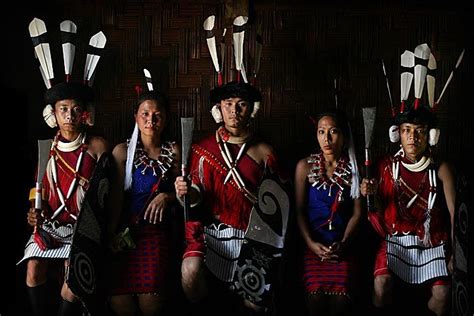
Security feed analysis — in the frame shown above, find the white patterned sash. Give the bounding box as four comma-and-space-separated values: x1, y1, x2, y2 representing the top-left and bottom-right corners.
204, 222, 245, 282
386, 235, 448, 284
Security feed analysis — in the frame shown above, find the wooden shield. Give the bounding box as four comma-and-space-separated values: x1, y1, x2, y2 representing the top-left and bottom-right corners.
231, 168, 290, 307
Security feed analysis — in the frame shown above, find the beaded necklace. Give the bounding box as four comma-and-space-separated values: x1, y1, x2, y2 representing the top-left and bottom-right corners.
50, 132, 87, 221
307, 152, 352, 230
307, 152, 352, 196
133, 141, 175, 177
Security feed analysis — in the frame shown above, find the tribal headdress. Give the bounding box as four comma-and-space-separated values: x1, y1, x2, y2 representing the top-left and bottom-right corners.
28, 18, 107, 128
384, 43, 465, 146
203, 15, 263, 123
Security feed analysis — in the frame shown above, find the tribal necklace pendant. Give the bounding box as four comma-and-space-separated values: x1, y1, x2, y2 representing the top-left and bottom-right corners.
307, 152, 351, 199
133, 141, 175, 177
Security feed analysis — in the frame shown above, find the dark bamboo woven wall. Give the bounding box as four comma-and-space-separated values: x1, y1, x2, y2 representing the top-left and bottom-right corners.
4, 1, 472, 315
8, 0, 472, 171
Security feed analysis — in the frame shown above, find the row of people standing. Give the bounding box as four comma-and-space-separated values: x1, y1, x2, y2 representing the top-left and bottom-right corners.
19, 77, 455, 316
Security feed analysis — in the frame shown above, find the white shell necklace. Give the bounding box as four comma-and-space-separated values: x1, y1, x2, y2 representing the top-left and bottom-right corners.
50, 132, 87, 221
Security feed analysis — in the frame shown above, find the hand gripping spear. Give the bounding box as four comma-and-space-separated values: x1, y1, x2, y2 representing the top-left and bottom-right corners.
362, 107, 376, 212
33, 139, 54, 250
180, 118, 194, 224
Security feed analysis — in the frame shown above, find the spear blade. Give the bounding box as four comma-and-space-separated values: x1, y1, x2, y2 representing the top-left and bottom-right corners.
35, 139, 52, 210
436, 49, 465, 105
363, 107, 376, 149
362, 107, 376, 212
381, 59, 394, 116
181, 117, 194, 223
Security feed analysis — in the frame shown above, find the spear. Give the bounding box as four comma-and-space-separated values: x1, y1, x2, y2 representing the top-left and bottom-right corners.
33, 139, 55, 251
252, 23, 262, 86
181, 118, 194, 224
435, 49, 465, 106
381, 59, 395, 117
362, 107, 376, 212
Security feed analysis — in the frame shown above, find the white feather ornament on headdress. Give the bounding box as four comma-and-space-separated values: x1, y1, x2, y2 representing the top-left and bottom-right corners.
250, 101, 260, 118
429, 128, 440, 146
42, 104, 57, 128
389, 125, 400, 143
211, 104, 223, 123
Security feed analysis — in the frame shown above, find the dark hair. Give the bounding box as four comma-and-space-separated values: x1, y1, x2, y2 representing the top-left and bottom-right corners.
210, 81, 262, 106
44, 82, 94, 107
394, 105, 437, 128
134, 91, 170, 115
313, 109, 351, 140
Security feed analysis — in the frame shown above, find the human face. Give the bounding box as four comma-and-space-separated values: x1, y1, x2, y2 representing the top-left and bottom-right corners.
219, 97, 251, 131
55, 99, 84, 134
317, 116, 344, 157
135, 100, 167, 136
399, 123, 428, 161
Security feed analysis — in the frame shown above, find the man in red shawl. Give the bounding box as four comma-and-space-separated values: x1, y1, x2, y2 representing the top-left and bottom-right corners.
175, 81, 288, 315
360, 104, 455, 316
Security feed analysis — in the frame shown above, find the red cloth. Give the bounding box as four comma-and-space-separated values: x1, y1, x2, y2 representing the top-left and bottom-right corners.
43, 148, 96, 224
373, 156, 449, 246
189, 134, 266, 230
183, 221, 205, 258
302, 247, 355, 295
111, 225, 170, 294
